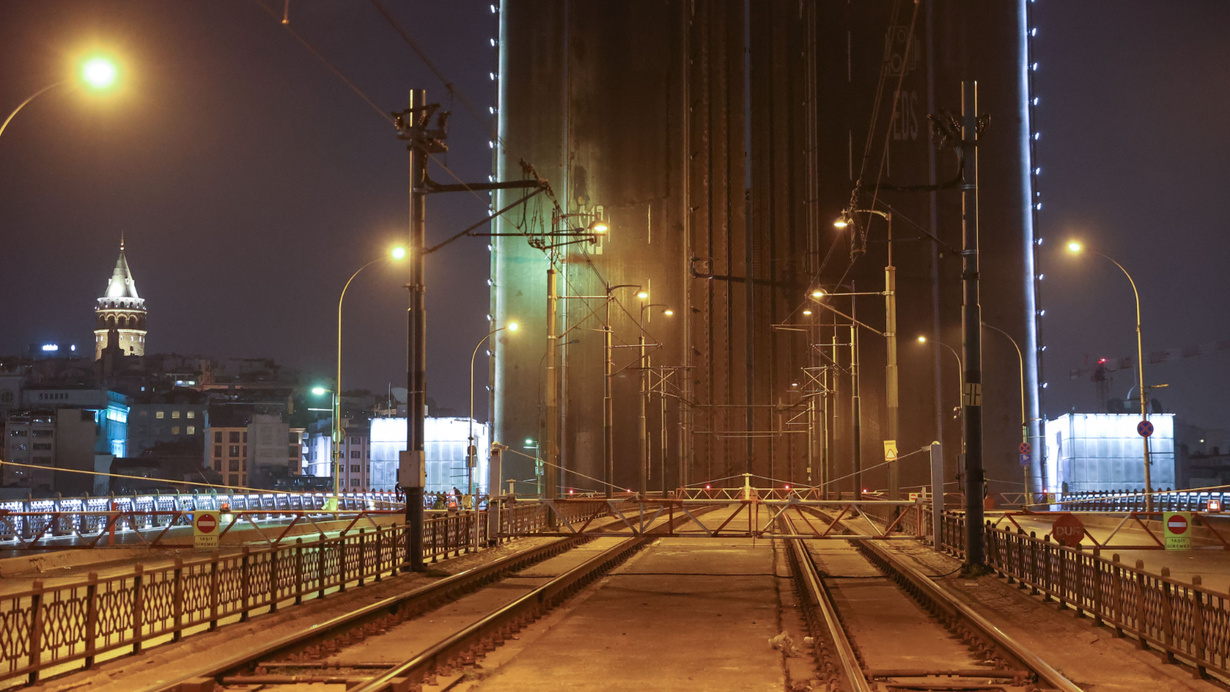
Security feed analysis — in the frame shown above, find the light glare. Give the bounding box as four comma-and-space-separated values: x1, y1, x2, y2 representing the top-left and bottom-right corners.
81, 57, 118, 89
1067, 241, 1082, 253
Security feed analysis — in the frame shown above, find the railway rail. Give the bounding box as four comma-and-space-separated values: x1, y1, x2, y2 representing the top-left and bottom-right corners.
133, 510, 698, 691
782, 511, 1081, 691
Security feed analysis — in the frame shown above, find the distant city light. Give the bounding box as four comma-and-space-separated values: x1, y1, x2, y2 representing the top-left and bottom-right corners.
40, 344, 58, 352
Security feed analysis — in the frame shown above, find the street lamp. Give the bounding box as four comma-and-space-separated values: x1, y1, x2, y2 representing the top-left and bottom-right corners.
1067, 241, 1153, 512
310, 386, 336, 501
638, 303, 673, 496
469, 321, 519, 502
525, 438, 542, 496
835, 208, 899, 499
1, 54, 121, 140
808, 287, 887, 501
980, 323, 1032, 505
334, 245, 407, 505
602, 284, 646, 497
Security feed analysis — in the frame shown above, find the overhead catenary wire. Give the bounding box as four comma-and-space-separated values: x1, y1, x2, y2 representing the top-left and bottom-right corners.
249, 0, 509, 213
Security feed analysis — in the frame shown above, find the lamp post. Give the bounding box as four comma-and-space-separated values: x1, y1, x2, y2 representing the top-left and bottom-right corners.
334, 246, 406, 506
1, 55, 120, 140
310, 386, 336, 490
1067, 241, 1152, 512
540, 213, 609, 502
808, 287, 887, 500
917, 335, 964, 455
604, 285, 646, 497
980, 323, 1032, 505
469, 322, 518, 502
525, 438, 542, 496
835, 209, 898, 498
638, 303, 673, 496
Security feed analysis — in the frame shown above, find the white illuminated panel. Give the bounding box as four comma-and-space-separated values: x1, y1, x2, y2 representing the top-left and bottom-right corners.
369, 417, 491, 494
1045, 413, 1175, 493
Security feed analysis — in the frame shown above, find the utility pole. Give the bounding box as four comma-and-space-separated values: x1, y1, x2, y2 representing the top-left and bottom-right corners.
884, 214, 899, 500
545, 266, 559, 502
851, 306, 862, 501
392, 91, 548, 570
401, 89, 431, 573
959, 81, 986, 574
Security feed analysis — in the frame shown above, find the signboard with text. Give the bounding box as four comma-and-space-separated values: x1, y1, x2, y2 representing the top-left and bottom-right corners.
1164, 512, 1191, 551
194, 511, 220, 549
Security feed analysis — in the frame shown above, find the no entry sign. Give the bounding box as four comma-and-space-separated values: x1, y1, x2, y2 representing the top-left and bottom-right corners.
1164, 512, 1191, 551
194, 510, 221, 549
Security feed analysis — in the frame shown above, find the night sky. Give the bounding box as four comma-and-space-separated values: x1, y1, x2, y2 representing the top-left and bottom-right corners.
1031, 1, 1230, 433
3, 2, 1228, 432
0, 1, 497, 415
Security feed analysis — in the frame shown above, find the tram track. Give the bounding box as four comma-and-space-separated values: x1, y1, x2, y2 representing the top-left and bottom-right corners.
140, 509, 704, 692
782, 510, 1083, 692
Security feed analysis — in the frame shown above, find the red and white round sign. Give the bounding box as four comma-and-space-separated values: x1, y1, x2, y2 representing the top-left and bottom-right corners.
1167, 514, 1188, 535
196, 514, 218, 534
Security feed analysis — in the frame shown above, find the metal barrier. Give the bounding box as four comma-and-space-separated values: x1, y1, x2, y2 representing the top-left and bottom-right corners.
1059, 489, 1230, 513
0, 499, 602, 686
0, 490, 424, 544
877, 503, 1230, 680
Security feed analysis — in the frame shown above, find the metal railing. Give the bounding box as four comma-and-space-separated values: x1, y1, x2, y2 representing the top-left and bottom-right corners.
0, 498, 607, 687
869, 502, 1230, 680
1059, 489, 1229, 513
0, 490, 410, 542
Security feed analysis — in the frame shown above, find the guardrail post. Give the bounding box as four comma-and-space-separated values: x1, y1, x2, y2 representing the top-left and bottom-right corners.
1028, 532, 1039, 595
173, 557, 184, 641
209, 550, 220, 631
27, 579, 44, 685
374, 526, 385, 582
318, 539, 328, 600
132, 565, 145, 654
1161, 566, 1176, 663
269, 547, 280, 614
1192, 575, 1207, 678
84, 572, 99, 669
1135, 560, 1147, 650
358, 528, 367, 587
1051, 537, 1064, 609
239, 546, 251, 622
1111, 554, 1124, 637
1091, 547, 1103, 626
1073, 549, 1087, 619
339, 535, 349, 594
294, 538, 304, 605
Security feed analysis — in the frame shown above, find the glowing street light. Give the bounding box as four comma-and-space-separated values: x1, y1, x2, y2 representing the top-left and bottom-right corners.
1, 54, 122, 141
469, 321, 518, 506
638, 303, 674, 495
1067, 240, 1153, 511
333, 245, 407, 505
81, 57, 119, 90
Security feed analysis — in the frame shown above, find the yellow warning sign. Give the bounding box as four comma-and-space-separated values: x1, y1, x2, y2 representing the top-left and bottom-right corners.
883, 440, 898, 462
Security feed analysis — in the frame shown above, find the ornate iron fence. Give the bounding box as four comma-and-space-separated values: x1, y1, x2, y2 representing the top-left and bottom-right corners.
0, 499, 606, 686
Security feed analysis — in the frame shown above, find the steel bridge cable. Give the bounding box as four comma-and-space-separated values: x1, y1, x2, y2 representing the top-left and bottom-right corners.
250, 0, 497, 211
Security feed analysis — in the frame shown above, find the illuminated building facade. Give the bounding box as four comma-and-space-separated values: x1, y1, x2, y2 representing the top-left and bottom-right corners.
94, 237, 147, 360
1045, 413, 1176, 493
